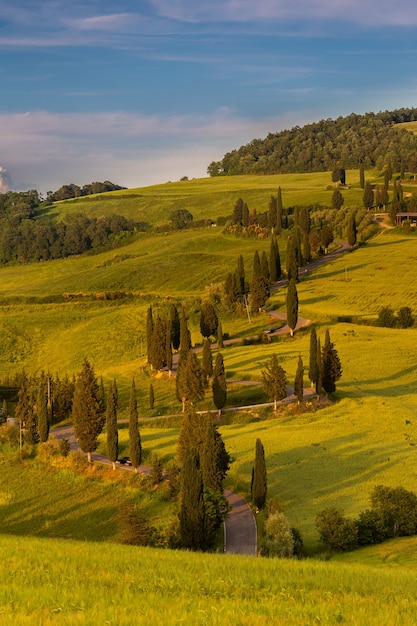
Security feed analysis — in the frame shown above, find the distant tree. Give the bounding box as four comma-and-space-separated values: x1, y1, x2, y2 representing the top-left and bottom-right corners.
236, 254, 246, 296
150, 452, 164, 485
332, 189, 344, 210
286, 235, 298, 282
347, 213, 357, 248
309, 230, 322, 257
269, 234, 281, 282
170, 304, 181, 351
179, 450, 206, 550
106, 379, 119, 469
149, 383, 155, 410
316, 507, 358, 551
397, 306, 414, 329
217, 319, 224, 348
166, 319, 172, 375
371, 485, 417, 537
202, 337, 213, 383
321, 329, 342, 394
331, 167, 342, 184
302, 232, 311, 265
286, 278, 298, 337
200, 301, 218, 339
16, 378, 37, 446
363, 180, 374, 210
37, 380, 49, 443
308, 327, 319, 389
179, 307, 192, 358
170, 208, 193, 230
253, 250, 261, 277
249, 272, 270, 312
146, 306, 154, 365
316, 337, 323, 397
212, 352, 227, 415
265, 512, 295, 558
129, 378, 142, 472
150, 314, 167, 370
200, 412, 230, 493
276, 187, 283, 234
242, 201, 249, 227
294, 356, 304, 405
176, 350, 205, 412
232, 198, 244, 225
260, 250, 270, 280
268, 195, 278, 229
262, 354, 287, 410
72, 359, 105, 463
252, 438, 267, 510
377, 306, 396, 328
320, 225, 334, 253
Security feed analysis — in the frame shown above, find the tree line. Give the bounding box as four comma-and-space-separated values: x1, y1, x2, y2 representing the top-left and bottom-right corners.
46, 180, 126, 202
207, 108, 417, 176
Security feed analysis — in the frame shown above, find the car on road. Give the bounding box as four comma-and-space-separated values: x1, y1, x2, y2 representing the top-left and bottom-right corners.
264, 327, 275, 334
116, 456, 132, 466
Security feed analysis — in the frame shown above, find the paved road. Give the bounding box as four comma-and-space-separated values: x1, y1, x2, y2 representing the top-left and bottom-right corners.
224, 489, 257, 556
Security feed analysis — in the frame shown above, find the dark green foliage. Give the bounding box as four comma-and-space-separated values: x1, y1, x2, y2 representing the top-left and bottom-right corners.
397, 306, 414, 328
50, 374, 74, 425
370, 485, 417, 537
146, 306, 154, 365
316, 337, 323, 396
170, 304, 181, 351
176, 350, 205, 412
58, 438, 71, 457
200, 414, 227, 492
16, 379, 39, 445
356, 509, 395, 546
302, 232, 311, 264
269, 234, 281, 282
363, 180, 374, 210
170, 208, 193, 230
217, 320, 224, 348
252, 438, 267, 510
166, 321, 172, 373
315, 507, 358, 552
129, 378, 142, 471
232, 198, 244, 225
150, 314, 167, 370
260, 250, 270, 280
249, 273, 270, 312
202, 338, 213, 383
286, 278, 298, 337
253, 250, 261, 277
200, 301, 218, 338
320, 225, 334, 253
377, 306, 396, 328
37, 381, 49, 443
149, 383, 155, 410
208, 109, 417, 176
203, 488, 230, 548
261, 353, 287, 410
179, 450, 206, 551
294, 355, 304, 405
150, 452, 164, 485
117, 503, 157, 546
212, 352, 227, 414
179, 307, 192, 358
332, 189, 344, 210
308, 327, 318, 388
106, 379, 119, 467
72, 359, 105, 461
321, 329, 342, 394
286, 235, 298, 282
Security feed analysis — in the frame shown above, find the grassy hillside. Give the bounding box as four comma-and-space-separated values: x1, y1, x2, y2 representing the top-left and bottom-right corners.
1, 533, 417, 625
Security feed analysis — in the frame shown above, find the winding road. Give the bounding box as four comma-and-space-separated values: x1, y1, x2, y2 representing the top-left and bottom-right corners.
52, 239, 351, 556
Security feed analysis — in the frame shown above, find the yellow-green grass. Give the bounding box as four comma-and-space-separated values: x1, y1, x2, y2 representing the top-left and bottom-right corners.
1, 533, 417, 625
331, 535, 417, 568
45, 170, 367, 226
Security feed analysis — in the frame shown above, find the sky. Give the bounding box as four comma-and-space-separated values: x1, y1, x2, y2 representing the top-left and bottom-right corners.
1, 1, 417, 193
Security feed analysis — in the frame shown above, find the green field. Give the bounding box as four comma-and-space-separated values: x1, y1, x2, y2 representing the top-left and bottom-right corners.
2, 171, 417, 622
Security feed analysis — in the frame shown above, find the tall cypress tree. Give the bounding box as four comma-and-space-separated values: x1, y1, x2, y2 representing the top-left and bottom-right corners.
294, 355, 304, 405
276, 187, 283, 234
260, 250, 270, 280
269, 234, 281, 282
286, 277, 299, 337
261, 353, 287, 410
179, 306, 191, 359
149, 383, 155, 410
363, 180, 374, 210
129, 378, 142, 472
217, 319, 224, 348
308, 327, 318, 389
37, 380, 49, 443
321, 329, 342, 394
252, 438, 267, 510
146, 305, 154, 365
16, 378, 37, 446
316, 337, 323, 398
347, 213, 357, 248
179, 450, 206, 551
286, 235, 298, 282
176, 350, 205, 412
151, 314, 167, 371
106, 379, 119, 469
72, 359, 105, 463
200, 301, 218, 339
236, 254, 245, 296
170, 303, 181, 351
253, 250, 261, 277
202, 337, 213, 383
212, 352, 227, 416
166, 318, 172, 375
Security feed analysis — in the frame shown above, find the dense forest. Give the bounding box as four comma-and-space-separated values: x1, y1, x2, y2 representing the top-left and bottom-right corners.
207, 108, 417, 176
46, 180, 126, 201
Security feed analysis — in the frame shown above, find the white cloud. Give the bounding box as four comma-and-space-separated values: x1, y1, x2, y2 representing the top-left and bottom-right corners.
0, 109, 311, 191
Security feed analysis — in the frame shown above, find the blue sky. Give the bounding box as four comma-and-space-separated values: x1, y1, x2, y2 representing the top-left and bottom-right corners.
1, 0, 417, 192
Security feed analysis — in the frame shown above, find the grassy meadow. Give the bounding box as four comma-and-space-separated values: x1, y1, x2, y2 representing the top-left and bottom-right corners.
2, 171, 417, 621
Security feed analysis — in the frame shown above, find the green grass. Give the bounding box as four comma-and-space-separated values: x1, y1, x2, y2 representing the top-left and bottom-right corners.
1, 533, 417, 625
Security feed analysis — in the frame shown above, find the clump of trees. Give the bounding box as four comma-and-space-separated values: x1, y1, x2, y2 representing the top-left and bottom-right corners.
316, 485, 417, 552
46, 180, 125, 201
377, 306, 414, 328
308, 327, 342, 396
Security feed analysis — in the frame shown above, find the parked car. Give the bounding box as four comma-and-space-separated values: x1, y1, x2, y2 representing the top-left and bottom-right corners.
116, 456, 132, 466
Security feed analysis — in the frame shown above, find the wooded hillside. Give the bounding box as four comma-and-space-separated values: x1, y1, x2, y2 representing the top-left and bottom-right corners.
208, 108, 417, 176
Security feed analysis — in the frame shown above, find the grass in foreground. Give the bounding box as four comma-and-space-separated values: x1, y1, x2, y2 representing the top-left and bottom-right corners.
1, 533, 417, 625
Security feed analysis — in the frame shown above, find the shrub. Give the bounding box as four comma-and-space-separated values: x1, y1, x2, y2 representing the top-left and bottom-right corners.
316, 507, 358, 552
117, 503, 158, 546
377, 306, 396, 328
264, 512, 295, 558
0, 423, 19, 446
356, 508, 395, 545
370, 485, 417, 536
397, 306, 414, 328
150, 452, 164, 485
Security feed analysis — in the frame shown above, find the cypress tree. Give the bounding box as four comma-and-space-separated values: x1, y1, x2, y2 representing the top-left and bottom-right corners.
15, 378, 37, 446
242, 201, 249, 227
146, 305, 154, 365
249, 273, 270, 312
253, 250, 261, 276
294, 355, 304, 405
149, 383, 155, 410
72, 359, 105, 463
179, 450, 206, 551
302, 231, 311, 264
268, 195, 277, 229
151, 314, 167, 370
129, 378, 142, 472
2, 398, 7, 420
212, 352, 227, 415
179, 307, 191, 359
260, 250, 270, 280
286, 277, 299, 337
363, 180, 374, 210
252, 438, 267, 510
200, 414, 221, 492
286, 235, 298, 282
37, 380, 49, 443
321, 329, 342, 394
269, 234, 281, 282
308, 327, 318, 388
232, 197, 244, 225
176, 350, 205, 412
202, 337, 213, 383
276, 187, 283, 234
166, 318, 173, 375
261, 353, 287, 410
236, 254, 245, 296
170, 303, 181, 351
217, 319, 224, 348
106, 379, 119, 469
316, 337, 323, 398
200, 301, 218, 339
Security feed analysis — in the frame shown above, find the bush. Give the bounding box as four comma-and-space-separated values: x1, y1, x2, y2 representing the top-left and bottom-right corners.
377, 306, 396, 328
264, 512, 295, 558
117, 503, 158, 546
0, 423, 19, 446
397, 306, 414, 328
356, 508, 395, 545
370, 485, 417, 536
316, 507, 358, 552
